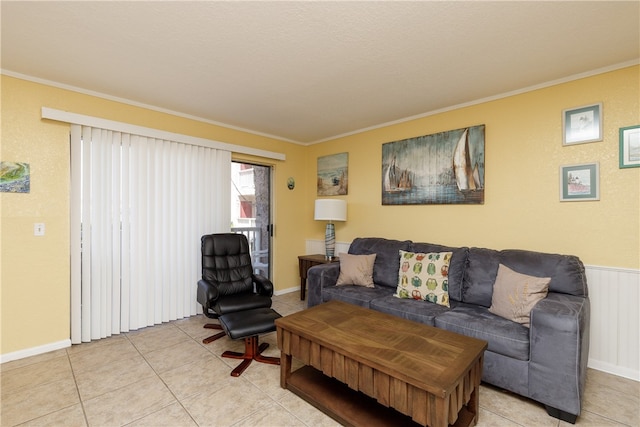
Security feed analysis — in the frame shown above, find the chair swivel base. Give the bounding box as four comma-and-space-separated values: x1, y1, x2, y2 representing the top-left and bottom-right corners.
202, 323, 226, 344
218, 307, 282, 376
221, 335, 280, 377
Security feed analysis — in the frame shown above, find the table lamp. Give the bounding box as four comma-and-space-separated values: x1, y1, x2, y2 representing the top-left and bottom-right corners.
314, 199, 347, 260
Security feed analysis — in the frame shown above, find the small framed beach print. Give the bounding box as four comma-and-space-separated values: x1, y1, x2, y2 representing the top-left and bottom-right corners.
560, 162, 599, 202
317, 152, 348, 196
562, 103, 602, 145
619, 125, 640, 168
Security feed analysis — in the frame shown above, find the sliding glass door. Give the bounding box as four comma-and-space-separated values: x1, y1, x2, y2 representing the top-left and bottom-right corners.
230, 162, 272, 278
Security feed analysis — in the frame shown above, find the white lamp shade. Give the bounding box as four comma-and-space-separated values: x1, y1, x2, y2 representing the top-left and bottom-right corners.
314, 199, 347, 221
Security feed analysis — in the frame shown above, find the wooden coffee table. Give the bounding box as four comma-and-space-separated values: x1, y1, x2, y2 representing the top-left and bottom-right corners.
276, 300, 488, 427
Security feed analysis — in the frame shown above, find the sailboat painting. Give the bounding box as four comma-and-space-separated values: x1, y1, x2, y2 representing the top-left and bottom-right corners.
382, 125, 485, 205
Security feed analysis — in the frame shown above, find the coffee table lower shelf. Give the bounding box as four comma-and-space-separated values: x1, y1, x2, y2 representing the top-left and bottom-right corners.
285, 365, 475, 427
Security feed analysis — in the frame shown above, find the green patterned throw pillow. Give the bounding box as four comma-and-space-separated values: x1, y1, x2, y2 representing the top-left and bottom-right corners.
394, 250, 452, 307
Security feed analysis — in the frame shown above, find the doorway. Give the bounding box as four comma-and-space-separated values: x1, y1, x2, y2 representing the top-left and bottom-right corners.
231, 161, 272, 278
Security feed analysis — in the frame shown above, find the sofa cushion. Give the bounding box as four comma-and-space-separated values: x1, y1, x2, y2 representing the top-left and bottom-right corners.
435, 303, 530, 361
462, 247, 588, 307
411, 243, 468, 302
499, 250, 587, 297
322, 284, 393, 308
335, 253, 376, 287
371, 295, 456, 326
394, 250, 452, 307
462, 247, 501, 307
489, 264, 551, 327
348, 238, 412, 288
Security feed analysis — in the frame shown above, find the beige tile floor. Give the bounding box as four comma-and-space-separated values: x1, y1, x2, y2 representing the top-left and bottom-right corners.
2, 292, 638, 427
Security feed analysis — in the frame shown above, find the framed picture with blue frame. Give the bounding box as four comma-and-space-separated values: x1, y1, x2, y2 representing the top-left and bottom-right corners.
559, 162, 599, 202
619, 125, 640, 169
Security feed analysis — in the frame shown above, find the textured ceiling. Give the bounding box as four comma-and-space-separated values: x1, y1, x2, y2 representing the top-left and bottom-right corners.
2, 1, 639, 144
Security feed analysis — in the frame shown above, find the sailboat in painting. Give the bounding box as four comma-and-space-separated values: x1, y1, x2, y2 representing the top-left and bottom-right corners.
453, 129, 482, 192
384, 156, 412, 193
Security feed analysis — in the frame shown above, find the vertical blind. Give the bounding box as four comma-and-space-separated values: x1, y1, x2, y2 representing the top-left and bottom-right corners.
70, 124, 231, 343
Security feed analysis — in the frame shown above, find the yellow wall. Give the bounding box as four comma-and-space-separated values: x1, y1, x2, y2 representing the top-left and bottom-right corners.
0, 75, 308, 355
2, 66, 639, 358
306, 66, 640, 269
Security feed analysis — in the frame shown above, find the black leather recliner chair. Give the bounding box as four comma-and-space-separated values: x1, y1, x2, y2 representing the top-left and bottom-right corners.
196, 233, 273, 344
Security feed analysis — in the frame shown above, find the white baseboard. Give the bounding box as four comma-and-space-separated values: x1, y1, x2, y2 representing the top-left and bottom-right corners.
588, 359, 640, 382
2, 289, 299, 363
274, 286, 299, 296
0, 339, 71, 364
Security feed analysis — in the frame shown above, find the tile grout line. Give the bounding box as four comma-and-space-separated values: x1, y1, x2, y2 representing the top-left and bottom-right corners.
7, 295, 630, 426
235, 297, 325, 427
192, 322, 309, 427
4, 352, 88, 427
580, 408, 636, 427
179, 319, 277, 426
174, 312, 308, 427
66, 348, 91, 427
120, 326, 201, 427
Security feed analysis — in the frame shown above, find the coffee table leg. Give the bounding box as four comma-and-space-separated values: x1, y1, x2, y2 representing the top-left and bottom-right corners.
468, 358, 483, 425
433, 396, 449, 427
468, 386, 480, 425
280, 352, 292, 388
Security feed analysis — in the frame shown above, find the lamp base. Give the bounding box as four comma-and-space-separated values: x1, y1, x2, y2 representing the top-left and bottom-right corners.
325, 222, 335, 259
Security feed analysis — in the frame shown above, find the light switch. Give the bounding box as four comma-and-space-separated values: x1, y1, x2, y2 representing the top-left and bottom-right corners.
34, 223, 45, 236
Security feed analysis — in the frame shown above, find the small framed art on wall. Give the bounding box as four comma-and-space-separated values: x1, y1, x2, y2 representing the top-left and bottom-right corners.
559, 162, 599, 202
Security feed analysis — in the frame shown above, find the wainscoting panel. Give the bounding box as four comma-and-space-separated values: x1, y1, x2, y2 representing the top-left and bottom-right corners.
305, 239, 350, 258
304, 240, 639, 381
585, 265, 639, 381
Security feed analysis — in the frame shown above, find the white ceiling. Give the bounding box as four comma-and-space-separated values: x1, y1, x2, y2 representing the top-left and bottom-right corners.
2, 1, 639, 144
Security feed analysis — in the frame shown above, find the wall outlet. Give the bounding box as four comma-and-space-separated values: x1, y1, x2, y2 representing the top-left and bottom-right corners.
34, 223, 45, 236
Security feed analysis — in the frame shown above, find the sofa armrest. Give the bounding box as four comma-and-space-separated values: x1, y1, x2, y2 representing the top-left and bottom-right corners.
529, 292, 590, 416
307, 263, 341, 307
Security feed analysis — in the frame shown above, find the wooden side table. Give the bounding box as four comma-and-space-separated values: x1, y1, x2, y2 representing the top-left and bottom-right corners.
298, 254, 339, 300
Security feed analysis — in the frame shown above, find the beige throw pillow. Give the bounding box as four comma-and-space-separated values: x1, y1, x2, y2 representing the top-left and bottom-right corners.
335, 253, 377, 288
489, 264, 551, 327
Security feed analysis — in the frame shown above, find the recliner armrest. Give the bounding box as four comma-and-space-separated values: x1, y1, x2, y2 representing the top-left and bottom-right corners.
197, 279, 220, 308
253, 274, 274, 297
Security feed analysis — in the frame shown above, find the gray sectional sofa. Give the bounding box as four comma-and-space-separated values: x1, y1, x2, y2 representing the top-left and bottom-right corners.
306, 237, 590, 423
